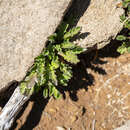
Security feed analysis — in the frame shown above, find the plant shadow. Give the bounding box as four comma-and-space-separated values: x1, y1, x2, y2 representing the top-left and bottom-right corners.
11, 92, 49, 130
0, 81, 18, 108
9, 40, 121, 130
57, 39, 121, 101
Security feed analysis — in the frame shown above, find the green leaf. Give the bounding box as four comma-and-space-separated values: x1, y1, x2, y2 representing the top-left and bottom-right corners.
37, 62, 45, 74
124, 19, 130, 29
42, 49, 49, 56
116, 35, 127, 41
51, 56, 59, 69
58, 22, 69, 34
55, 44, 62, 52
58, 63, 72, 86
37, 74, 46, 86
61, 42, 75, 49
117, 46, 127, 54
72, 46, 85, 54
43, 87, 48, 98
19, 20, 84, 99
60, 63, 72, 77
64, 27, 81, 40
48, 82, 55, 97
53, 87, 61, 99
117, 42, 128, 54
120, 14, 126, 22
20, 82, 27, 94
49, 69, 58, 86
58, 51, 80, 64
123, 1, 129, 8
48, 33, 57, 43
57, 22, 69, 41
127, 47, 130, 53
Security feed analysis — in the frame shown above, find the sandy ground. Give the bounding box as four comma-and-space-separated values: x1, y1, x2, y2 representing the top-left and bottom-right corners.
0, 42, 130, 130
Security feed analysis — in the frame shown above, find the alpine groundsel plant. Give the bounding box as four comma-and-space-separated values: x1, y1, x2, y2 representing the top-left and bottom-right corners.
116, 0, 130, 54
20, 22, 86, 99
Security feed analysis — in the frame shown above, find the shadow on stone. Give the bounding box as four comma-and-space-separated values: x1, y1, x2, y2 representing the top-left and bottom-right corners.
0, 81, 18, 108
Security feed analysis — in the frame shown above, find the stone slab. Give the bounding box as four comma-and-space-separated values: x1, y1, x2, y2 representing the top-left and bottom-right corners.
0, 0, 72, 92
69, 0, 124, 49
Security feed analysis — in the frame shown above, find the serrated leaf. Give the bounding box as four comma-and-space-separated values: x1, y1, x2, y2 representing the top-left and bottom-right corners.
57, 22, 69, 41
124, 19, 130, 29
59, 78, 68, 86
49, 70, 58, 86
58, 22, 69, 34
61, 42, 75, 49
55, 44, 62, 52
42, 49, 49, 56
51, 56, 59, 69
120, 14, 126, 22
72, 46, 85, 54
37, 62, 45, 74
57, 63, 72, 86
116, 35, 127, 41
48, 82, 55, 97
43, 87, 48, 98
60, 63, 72, 78
58, 72, 72, 86
58, 51, 80, 64
64, 27, 81, 40
37, 74, 46, 86
19, 20, 84, 99
117, 43, 128, 54
48, 33, 57, 43
53, 87, 61, 99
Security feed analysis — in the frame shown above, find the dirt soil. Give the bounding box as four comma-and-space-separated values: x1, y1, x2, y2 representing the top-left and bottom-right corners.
1, 42, 130, 130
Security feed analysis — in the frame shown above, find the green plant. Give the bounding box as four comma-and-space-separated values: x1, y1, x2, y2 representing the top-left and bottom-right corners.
116, 0, 130, 54
20, 22, 85, 99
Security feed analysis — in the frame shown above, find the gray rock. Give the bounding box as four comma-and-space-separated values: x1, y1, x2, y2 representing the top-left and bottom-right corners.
69, 0, 124, 49
0, 0, 124, 93
0, 0, 72, 92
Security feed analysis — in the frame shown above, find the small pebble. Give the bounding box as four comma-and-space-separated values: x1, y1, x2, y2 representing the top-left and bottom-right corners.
56, 126, 66, 130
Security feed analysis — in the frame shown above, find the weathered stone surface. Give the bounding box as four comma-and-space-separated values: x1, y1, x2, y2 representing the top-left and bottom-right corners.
69, 0, 124, 49
0, 0, 124, 93
0, 0, 72, 92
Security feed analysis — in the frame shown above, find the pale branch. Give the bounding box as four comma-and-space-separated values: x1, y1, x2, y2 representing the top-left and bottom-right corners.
0, 87, 29, 130
0, 75, 36, 130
